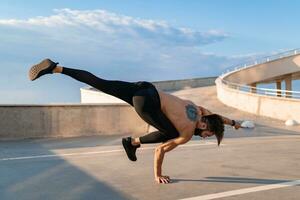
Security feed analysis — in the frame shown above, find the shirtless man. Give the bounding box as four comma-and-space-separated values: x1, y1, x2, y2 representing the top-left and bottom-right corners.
29, 59, 241, 184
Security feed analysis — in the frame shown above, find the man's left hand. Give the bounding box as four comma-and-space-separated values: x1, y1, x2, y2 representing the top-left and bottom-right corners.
155, 175, 171, 184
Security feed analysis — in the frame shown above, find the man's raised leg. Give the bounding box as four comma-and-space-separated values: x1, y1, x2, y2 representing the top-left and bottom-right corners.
29, 59, 139, 106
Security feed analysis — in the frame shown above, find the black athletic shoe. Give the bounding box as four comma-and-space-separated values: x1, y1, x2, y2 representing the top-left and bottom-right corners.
122, 137, 140, 162
29, 58, 59, 81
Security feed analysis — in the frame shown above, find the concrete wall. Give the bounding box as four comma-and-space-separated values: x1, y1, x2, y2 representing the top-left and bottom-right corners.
216, 78, 300, 122
0, 77, 217, 140
80, 77, 217, 103
152, 77, 217, 91
0, 104, 148, 140
80, 88, 127, 104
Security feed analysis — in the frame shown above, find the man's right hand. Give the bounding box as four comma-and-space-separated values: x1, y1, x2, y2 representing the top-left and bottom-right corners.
155, 175, 171, 184
233, 121, 242, 130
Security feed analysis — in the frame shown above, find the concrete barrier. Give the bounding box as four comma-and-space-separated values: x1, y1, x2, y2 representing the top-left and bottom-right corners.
0, 77, 217, 140
216, 78, 300, 122
80, 77, 217, 103
152, 77, 217, 91
216, 51, 300, 123
0, 104, 148, 140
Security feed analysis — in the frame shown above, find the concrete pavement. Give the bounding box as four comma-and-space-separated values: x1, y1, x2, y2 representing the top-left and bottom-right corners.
0, 130, 299, 200
0, 86, 299, 200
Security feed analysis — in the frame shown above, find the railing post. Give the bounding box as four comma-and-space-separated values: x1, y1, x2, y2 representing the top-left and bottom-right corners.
284, 75, 292, 98
276, 80, 282, 97
250, 83, 257, 93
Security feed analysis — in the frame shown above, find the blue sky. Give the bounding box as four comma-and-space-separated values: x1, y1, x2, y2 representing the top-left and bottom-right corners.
0, 0, 299, 103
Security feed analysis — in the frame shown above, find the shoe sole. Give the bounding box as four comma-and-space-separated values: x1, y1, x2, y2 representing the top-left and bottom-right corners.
29, 59, 54, 81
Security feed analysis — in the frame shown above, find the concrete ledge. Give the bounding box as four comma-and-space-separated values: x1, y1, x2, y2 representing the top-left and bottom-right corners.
0, 104, 148, 140
216, 78, 300, 122
80, 77, 217, 104
152, 76, 217, 91
0, 77, 217, 140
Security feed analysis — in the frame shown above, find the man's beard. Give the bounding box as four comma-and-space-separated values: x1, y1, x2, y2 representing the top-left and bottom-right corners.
194, 128, 204, 136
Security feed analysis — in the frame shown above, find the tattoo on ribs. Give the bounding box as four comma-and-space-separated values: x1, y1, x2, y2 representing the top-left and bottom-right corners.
185, 104, 198, 122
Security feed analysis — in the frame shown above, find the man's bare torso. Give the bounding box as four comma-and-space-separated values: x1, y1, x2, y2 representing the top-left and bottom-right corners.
157, 90, 202, 138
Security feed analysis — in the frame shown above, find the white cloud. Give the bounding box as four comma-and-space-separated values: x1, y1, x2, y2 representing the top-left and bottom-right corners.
0, 8, 228, 46
0, 9, 244, 103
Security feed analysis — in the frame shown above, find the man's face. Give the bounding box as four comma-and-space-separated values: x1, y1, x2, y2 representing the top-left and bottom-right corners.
200, 130, 214, 138
197, 121, 214, 138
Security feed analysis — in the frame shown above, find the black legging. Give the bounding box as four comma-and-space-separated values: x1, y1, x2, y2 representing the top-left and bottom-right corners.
62, 67, 180, 143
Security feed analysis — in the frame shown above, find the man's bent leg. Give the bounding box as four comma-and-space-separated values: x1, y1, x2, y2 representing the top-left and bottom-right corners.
122, 131, 168, 162
138, 131, 168, 144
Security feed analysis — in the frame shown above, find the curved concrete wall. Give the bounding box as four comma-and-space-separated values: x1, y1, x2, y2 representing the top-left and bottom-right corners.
216, 78, 300, 122
225, 54, 300, 84
0, 104, 148, 140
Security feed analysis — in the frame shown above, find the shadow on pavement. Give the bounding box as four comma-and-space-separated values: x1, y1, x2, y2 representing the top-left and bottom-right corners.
0, 140, 131, 200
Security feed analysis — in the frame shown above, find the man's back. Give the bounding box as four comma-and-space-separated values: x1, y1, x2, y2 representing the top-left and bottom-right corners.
157, 90, 201, 137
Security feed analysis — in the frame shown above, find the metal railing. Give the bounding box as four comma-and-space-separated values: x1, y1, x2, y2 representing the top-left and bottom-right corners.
221, 79, 300, 99
221, 48, 300, 77
220, 48, 300, 99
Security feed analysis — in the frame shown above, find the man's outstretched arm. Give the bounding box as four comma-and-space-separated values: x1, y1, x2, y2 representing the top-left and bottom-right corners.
198, 106, 241, 129
154, 136, 190, 184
